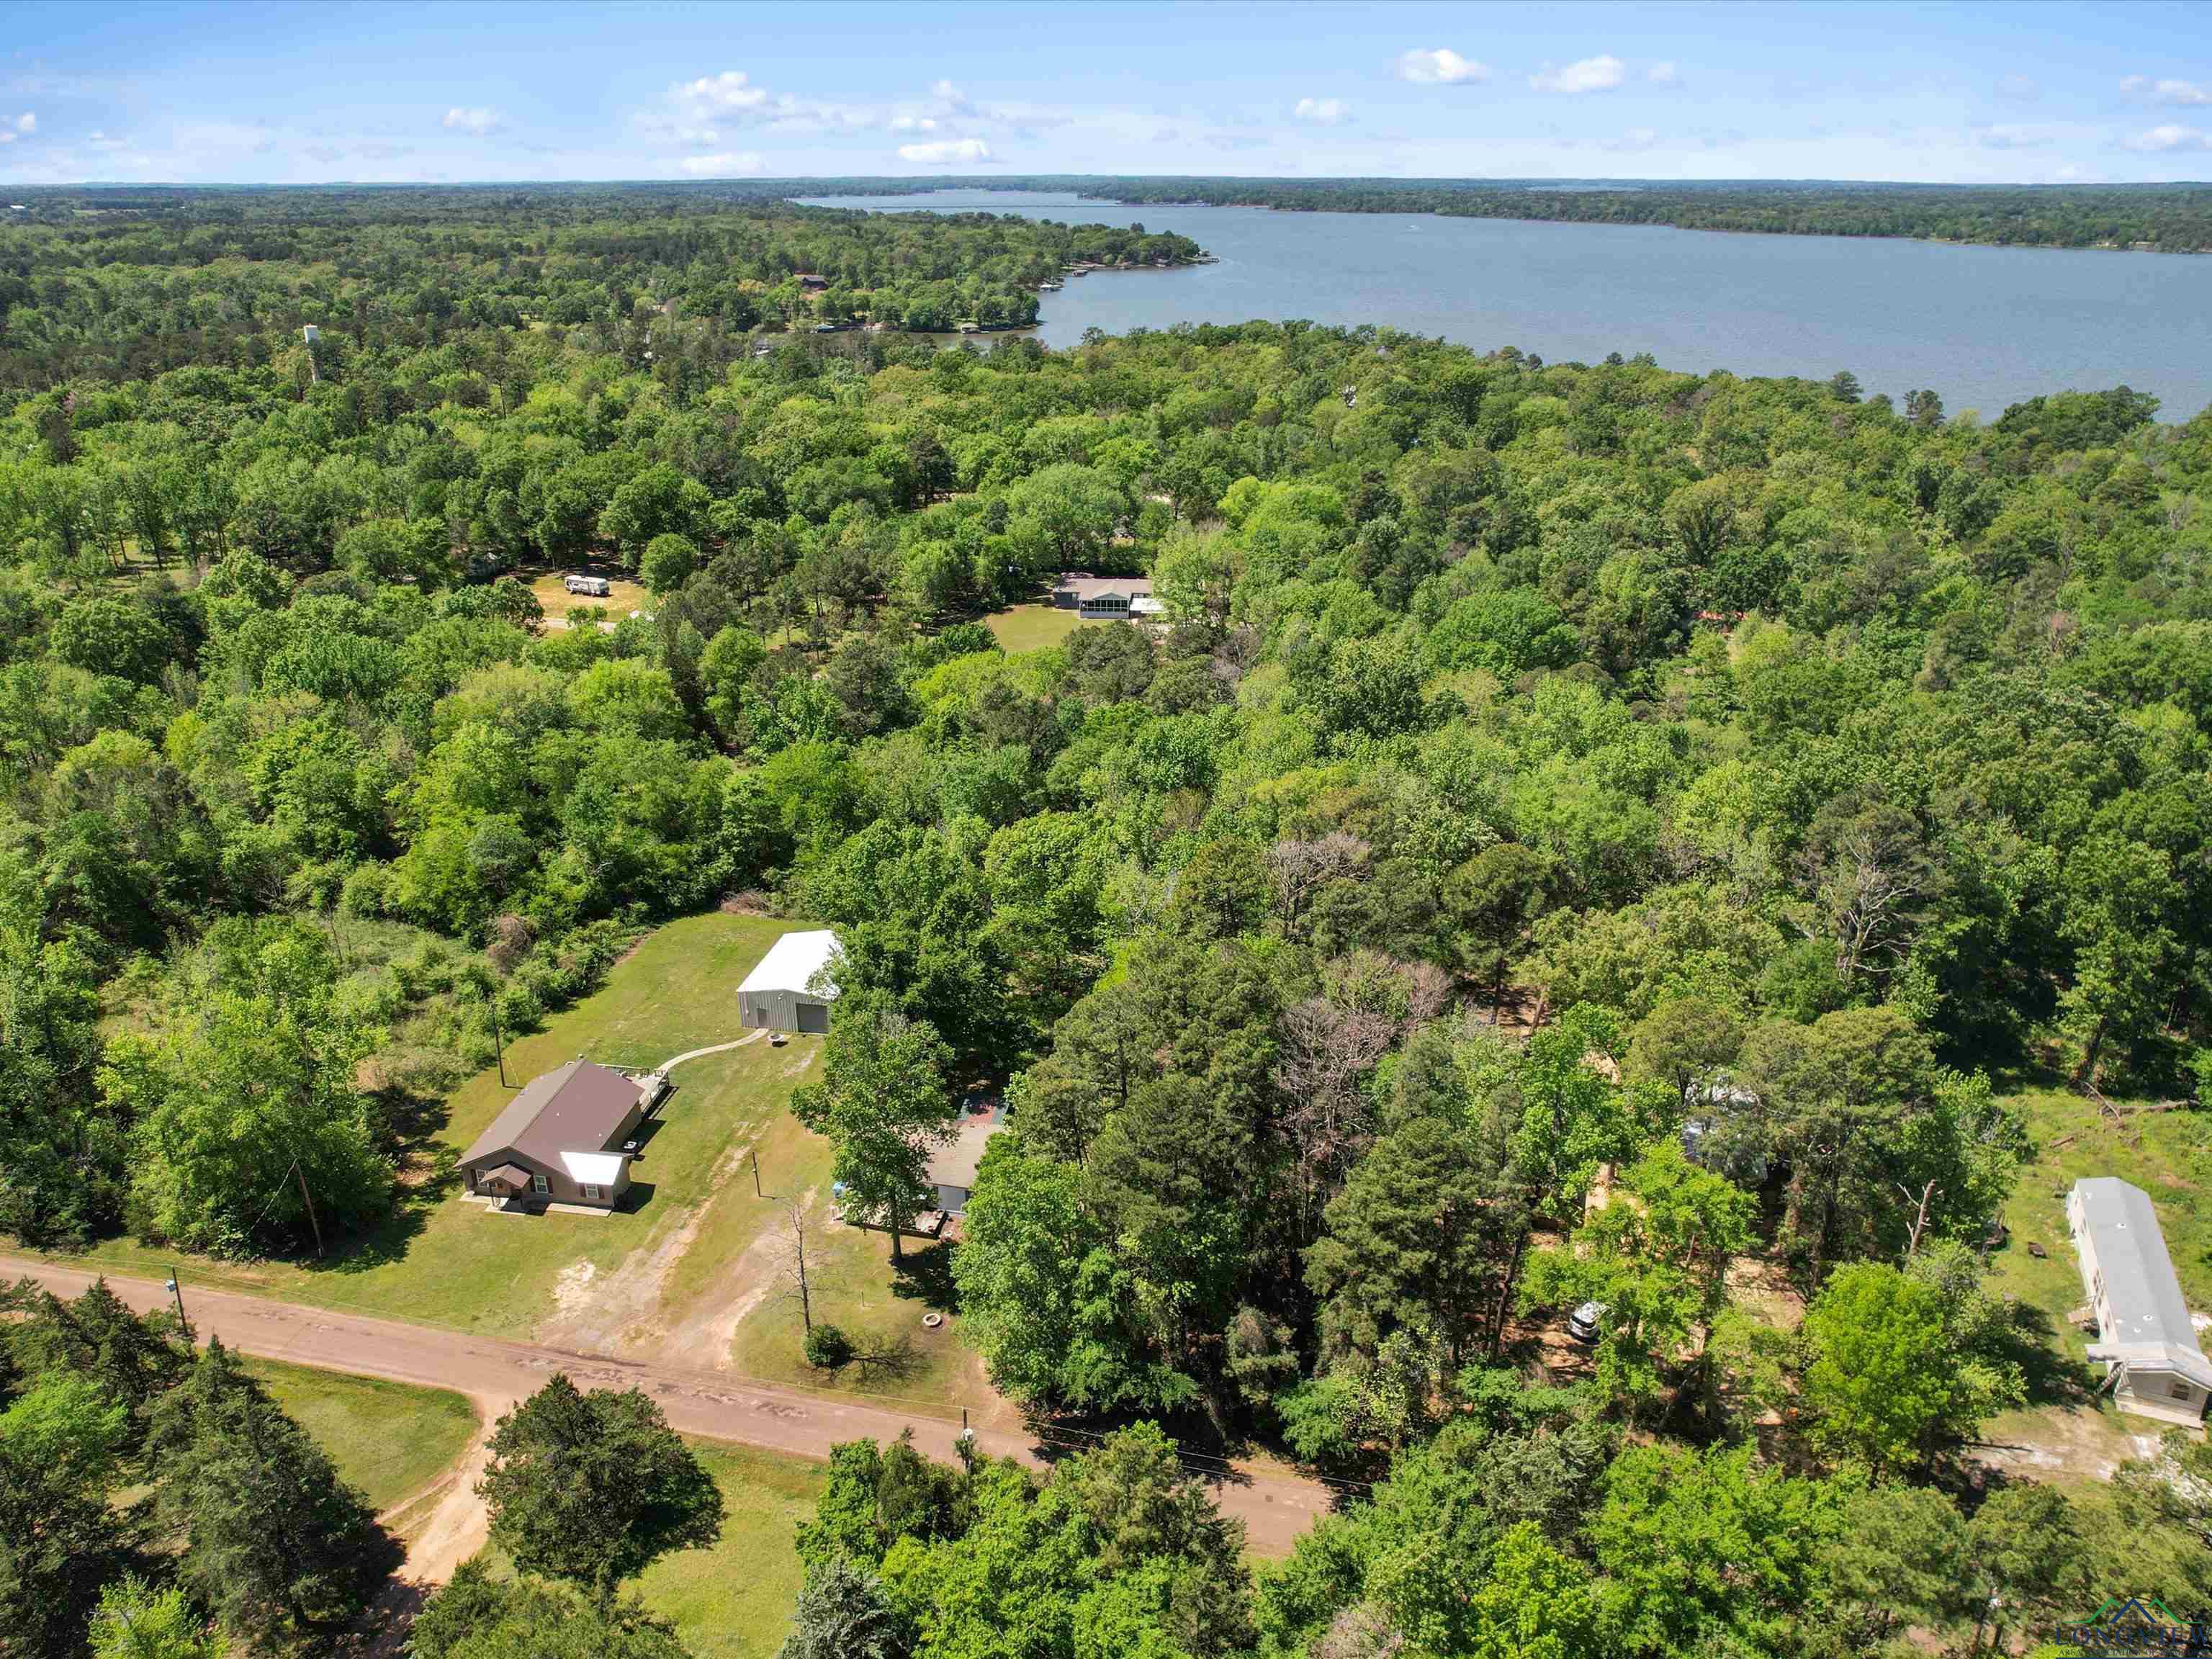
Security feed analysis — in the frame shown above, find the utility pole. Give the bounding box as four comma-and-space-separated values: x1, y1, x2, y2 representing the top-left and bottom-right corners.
492, 999, 510, 1087
292, 1160, 325, 1259
752, 1149, 762, 1197
164, 1266, 192, 1342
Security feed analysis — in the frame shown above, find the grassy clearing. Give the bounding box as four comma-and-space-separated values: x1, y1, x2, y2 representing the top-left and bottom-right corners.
245, 1357, 480, 1515
523, 567, 651, 621
726, 1219, 994, 1424
984, 603, 1079, 653
49, 913, 821, 1339
1981, 1077, 2212, 1440
635, 1443, 827, 1659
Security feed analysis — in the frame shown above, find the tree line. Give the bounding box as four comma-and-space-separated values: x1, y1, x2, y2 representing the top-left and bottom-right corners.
644, 174, 2212, 253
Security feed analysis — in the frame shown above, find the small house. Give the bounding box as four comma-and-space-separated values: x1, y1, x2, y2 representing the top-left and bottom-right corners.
738, 929, 841, 1034
1051, 573, 1161, 620
926, 1095, 1007, 1216
793, 273, 829, 290
2067, 1177, 2212, 1425
459, 1059, 655, 1212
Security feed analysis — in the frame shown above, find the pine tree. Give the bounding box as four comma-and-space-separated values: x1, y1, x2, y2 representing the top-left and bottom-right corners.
147, 1338, 389, 1643
777, 1556, 901, 1659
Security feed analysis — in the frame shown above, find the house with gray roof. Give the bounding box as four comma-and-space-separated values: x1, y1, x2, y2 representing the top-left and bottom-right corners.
459, 1059, 652, 1212
2067, 1176, 2212, 1426
1051, 572, 1161, 619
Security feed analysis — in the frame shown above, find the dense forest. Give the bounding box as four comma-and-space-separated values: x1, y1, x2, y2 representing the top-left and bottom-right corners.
5, 187, 2212, 1656
721, 174, 2203, 253
0, 187, 1202, 390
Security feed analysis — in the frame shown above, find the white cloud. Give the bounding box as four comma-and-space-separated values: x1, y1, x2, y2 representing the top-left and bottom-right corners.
896, 138, 992, 163
443, 107, 500, 135
1530, 55, 1627, 94
2123, 122, 2212, 152
1293, 96, 1350, 125
891, 115, 938, 132
674, 71, 770, 117
0, 134, 12, 146
1609, 127, 1661, 151
679, 151, 764, 176
2123, 74, 2208, 105
1975, 124, 2047, 150
14, 111, 34, 135
1396, 48, 1488, 86
1647, 61, 1679, 86
87, 129, 125, 150
1997, 73, 2039, 100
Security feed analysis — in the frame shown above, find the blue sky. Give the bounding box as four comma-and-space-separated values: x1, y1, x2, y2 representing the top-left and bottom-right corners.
3, 0, 2208, 186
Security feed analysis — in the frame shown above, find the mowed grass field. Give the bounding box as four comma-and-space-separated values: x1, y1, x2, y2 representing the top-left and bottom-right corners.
635, 1443, 829, 1659
45, 909, 995, 1416
245, 1357, 480, 1515
523, 567, 650, 622
1982, 1077, 2212, 1449
984, 603, 1079, 653
50, 914, 816, 1336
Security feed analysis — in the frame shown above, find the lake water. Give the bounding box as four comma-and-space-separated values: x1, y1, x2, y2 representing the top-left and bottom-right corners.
797, 189, 2212, 420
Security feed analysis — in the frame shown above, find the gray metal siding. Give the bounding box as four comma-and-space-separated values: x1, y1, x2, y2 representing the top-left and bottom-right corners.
741, 986, 832, 1033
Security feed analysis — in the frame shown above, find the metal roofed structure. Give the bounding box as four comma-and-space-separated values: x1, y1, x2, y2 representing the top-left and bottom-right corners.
2068, 1176, 2212, 1426
738, 929, 842, 1034
458, 1058, 651, 1212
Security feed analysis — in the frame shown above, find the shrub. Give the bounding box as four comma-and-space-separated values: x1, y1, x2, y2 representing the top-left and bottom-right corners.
804, 1323, 853, 1370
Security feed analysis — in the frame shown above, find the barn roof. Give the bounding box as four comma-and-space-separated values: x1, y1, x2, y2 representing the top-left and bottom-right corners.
738, 930, 842, 999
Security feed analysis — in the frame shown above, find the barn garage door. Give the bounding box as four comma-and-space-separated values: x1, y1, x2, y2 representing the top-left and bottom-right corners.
797, 1001, 830, 1034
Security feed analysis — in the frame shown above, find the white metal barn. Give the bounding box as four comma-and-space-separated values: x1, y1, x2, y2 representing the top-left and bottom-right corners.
738, 930, 842, 1034
2067, 1176, 2212, 1426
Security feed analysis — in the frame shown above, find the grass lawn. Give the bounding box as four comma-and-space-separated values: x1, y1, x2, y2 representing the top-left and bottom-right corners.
1981, 1076, 2212, 1444
726, 1220, 994, 1424
523, 567, 651, 621
634, 1443, 828, 1659
984, 603, 1079, 653
245, 1357, 480, 1515
45, 914, 824, 1340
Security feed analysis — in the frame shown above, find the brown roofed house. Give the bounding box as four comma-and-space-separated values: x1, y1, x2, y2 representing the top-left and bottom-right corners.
459, 1059, 650, 1212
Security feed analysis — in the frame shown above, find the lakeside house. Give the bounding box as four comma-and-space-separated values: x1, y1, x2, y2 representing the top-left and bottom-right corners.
459, 1059, 660, 1212
738, 929, 842, 1034
1051, 572, 1161, 619
2067, 1176, 2212, 1426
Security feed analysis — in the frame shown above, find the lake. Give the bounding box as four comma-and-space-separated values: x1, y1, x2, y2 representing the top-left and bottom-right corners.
797, 189, 2212, 420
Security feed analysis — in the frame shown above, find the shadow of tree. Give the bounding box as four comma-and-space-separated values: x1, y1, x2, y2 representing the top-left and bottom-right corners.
890, 1241, 959, 1313
2005, 1300, 2095, 1408
853, 1334, 922, 1386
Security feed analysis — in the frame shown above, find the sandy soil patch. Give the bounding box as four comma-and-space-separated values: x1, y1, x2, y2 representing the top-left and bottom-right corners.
550, 1259, 597, 1317
1974, 1406, 2164, 1482
660, 1184, 820, 1369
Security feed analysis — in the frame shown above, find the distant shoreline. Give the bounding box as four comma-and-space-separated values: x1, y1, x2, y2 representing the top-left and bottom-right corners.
786, 178, 2212, 256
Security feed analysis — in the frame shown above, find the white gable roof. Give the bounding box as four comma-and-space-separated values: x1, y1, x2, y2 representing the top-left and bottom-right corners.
2075, 1177, 2212, 1389
559, 1150, 629, 1187
739, 930, 842, 999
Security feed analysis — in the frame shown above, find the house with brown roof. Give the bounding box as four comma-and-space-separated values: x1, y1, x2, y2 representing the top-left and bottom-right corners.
459, 1059, 653, 1212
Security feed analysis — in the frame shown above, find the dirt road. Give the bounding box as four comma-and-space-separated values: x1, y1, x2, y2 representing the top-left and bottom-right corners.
1, 1256, 1336, 1556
